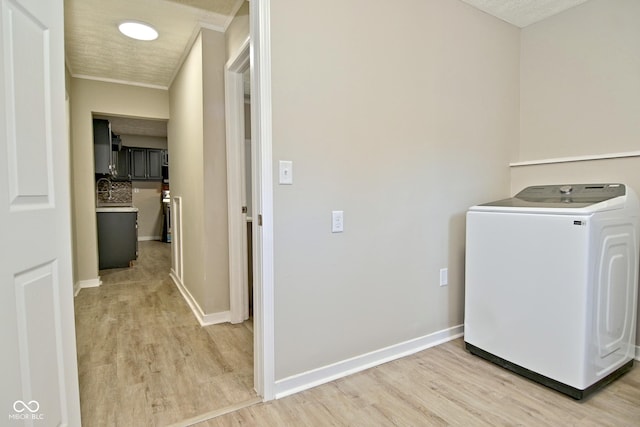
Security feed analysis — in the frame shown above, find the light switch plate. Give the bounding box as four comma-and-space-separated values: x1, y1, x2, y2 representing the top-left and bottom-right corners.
279, 160, 293, 184
439, 268, 448, 286
332, 210, 344, 233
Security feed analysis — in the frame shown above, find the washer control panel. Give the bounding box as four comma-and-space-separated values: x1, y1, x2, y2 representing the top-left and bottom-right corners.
481, 184, 626, 208
516, 183, 625, 202
559, 185, 573, 195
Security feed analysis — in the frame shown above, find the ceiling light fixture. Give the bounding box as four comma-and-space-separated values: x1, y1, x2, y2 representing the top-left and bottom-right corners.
118, 21, 158, 41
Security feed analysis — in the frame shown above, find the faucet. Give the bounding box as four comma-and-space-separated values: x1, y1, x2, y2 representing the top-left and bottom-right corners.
96, 177, 112, 202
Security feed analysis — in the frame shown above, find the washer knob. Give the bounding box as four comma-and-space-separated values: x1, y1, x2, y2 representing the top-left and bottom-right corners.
559, 185, 573, 194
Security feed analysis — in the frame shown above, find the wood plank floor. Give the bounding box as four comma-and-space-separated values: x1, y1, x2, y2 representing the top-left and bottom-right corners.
76, 241, 640, 426
74, 241, 255, 426
199, 339, 639, 426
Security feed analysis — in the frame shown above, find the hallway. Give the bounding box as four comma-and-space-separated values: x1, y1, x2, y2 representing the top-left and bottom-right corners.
74, 241, 255, 426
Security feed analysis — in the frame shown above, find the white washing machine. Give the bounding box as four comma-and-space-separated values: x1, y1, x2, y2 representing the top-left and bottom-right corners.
464, 183, 639, 399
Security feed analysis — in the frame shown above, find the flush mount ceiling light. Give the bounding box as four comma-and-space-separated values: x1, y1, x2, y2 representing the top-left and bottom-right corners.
118, 21, 158, 41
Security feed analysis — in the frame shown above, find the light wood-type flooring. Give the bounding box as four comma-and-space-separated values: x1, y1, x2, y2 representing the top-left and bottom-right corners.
76, 242, 640, 426
199, 337, 639, 426
74, 241, 255, 426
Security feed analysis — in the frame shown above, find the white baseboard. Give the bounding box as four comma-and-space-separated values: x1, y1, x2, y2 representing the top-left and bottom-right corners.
74, 277, 102, 296
274, 324, 464, 399
138, 235, 161, 241
169, 270, 230, 326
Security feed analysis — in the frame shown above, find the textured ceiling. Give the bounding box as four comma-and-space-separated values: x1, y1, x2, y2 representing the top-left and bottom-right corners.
64, 0, 591, 92
64, 0, 245, 89
94, 115, 168, 137
165, 0, 239, 14
460, 0, 590, 27
66, 0, 590, 136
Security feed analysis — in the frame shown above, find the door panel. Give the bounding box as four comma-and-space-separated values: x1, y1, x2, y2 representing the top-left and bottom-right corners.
147, 148, 163, 180
4, 0, 51, 207
131, 148, 147, 180
0, 0, 80, 424
15, 262, 64, 423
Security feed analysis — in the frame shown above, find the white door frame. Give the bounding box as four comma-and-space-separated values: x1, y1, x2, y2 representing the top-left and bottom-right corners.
250, 0, 275, 400
226, 0, 275, 400
226, 37, 251, 325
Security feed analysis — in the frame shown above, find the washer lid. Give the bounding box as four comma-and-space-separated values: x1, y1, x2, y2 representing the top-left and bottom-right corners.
481, 183, 626, 209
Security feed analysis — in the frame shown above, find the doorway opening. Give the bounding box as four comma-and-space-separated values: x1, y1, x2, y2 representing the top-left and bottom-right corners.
226, 37, 252, 326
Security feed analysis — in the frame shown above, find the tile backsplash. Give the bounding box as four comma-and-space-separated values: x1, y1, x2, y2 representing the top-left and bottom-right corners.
96, 179, 132, 205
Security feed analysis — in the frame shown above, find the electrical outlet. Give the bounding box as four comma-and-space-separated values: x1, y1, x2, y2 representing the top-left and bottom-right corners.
332, 210, 344, 233
439, 268, 448, 286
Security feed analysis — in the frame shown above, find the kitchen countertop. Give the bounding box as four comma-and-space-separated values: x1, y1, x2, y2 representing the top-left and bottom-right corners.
96, 206, 139, 213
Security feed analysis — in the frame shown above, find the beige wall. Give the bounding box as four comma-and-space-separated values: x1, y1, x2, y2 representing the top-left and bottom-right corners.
519, 0, 640, 161
514, 0, 640, 346
225, 1, 249, 61
169, 33, 206, 307
65, 66, 78, 284
270, 0, 520, 379
202, 29, 230, 312
168, 29, 229, 314
70, 78, 169, 283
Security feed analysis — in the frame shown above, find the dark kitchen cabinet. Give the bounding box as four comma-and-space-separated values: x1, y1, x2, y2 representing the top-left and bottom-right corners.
130, 148, 147, 180
93, 119, 112, 175
95, 119, 129, 180
147, 149, 163, 180
97, 210, 138, 269
111, 148, 131, 181
129, 147, 163, 181
112, 134, 122, 151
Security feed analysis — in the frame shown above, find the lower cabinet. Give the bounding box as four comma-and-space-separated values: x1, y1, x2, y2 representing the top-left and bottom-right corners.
97, 210, 138, 269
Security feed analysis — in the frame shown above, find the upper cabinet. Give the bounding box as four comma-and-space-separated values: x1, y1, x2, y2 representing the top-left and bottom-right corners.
130, 148, 146, 180
94, 119, 130, 180
130, 148, 164, 181
93, 119, 112, 175
111, 148, 131, 181
94, 118, 167, 181
147, 149, 163, 180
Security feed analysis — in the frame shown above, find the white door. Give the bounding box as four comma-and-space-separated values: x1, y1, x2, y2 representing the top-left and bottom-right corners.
0, 0, 81, 425
225, 38, 250, 325
250, 0, 275, 400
